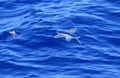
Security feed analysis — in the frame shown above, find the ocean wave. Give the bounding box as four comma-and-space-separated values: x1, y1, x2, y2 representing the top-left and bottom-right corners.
0, 0, 120, 78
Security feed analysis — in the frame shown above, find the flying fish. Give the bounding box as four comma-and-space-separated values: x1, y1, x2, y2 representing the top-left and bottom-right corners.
54, 28, 81, 44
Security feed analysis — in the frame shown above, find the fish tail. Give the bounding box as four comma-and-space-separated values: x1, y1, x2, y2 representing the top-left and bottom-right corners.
75, 37, 81, 45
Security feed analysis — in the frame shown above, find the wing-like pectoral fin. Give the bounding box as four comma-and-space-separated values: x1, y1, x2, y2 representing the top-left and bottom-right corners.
54, 32, 64, 38
65, 28, 77, 34
65, 37, 72, 41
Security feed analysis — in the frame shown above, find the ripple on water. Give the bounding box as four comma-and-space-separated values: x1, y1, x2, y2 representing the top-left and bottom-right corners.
0, 0, 120, 78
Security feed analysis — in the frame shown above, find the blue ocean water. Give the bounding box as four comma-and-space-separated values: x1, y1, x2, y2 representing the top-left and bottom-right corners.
0, 0, 120, 78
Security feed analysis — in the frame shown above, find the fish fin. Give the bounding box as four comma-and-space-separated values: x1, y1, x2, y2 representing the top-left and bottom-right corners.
74, 37, 81, 45
54, 32, 63, 38
65, 37, 72, 41
65, 28, 77, 34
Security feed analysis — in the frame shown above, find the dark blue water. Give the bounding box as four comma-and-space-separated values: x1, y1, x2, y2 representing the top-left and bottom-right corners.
0, 0, 120, 78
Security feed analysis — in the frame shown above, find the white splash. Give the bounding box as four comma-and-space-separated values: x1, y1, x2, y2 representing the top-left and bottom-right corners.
8, 30, 17, 38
